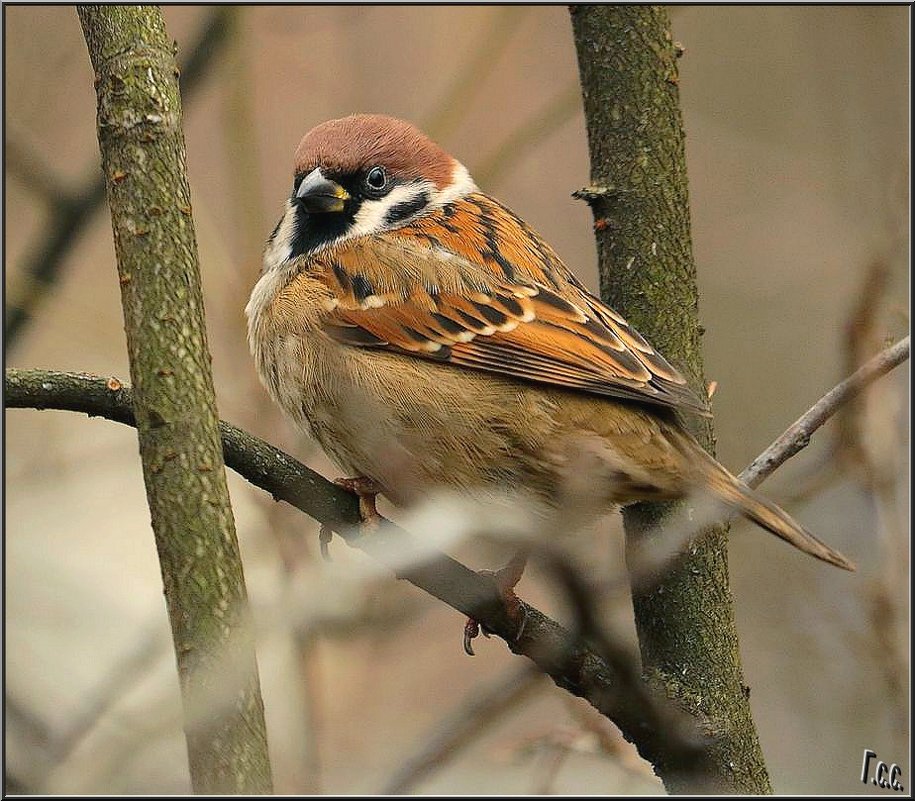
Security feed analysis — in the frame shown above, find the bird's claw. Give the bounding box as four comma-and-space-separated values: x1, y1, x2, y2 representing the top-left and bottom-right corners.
462, 618, 494, 657
318, 523, 334, 562
462, 601, 527, 656
463, 618, 480, 656
462, 553, 529, 656
333, 476, 382, 529
318, 476, 383, 560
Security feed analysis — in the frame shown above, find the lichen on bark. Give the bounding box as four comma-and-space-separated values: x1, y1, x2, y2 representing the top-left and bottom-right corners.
570, 5, 772, 794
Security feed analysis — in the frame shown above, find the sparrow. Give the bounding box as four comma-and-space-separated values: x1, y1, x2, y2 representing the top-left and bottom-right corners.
246, 114, 854, 618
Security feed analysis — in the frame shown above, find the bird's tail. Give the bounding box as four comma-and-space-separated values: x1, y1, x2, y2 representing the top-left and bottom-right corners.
692, 446, 856, 571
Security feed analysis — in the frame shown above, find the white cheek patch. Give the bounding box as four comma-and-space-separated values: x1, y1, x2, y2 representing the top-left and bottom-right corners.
258, 159, 479, 263
248, 201, 302, 336
348, 181, 435, 239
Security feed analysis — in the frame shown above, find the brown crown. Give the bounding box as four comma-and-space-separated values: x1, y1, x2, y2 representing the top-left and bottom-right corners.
293, 114, 456, 189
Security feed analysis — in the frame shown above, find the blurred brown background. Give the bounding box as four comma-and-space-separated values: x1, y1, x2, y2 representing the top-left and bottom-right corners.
4, 5, 909, 794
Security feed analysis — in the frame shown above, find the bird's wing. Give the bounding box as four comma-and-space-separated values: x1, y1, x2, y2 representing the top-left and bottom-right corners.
312, 194, 710, 415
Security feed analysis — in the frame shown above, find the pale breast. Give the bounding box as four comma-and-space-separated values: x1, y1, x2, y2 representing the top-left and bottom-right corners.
247, 266, 562, 504
246, 264, 694, 512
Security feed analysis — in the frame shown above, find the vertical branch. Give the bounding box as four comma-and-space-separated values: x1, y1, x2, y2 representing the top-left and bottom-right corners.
77, 6, 272, 793
569, 6, 771, 793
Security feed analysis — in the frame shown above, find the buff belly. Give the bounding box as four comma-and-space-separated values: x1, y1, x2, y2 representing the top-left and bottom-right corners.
254, 326, 562, 505
253, 322, 689, 511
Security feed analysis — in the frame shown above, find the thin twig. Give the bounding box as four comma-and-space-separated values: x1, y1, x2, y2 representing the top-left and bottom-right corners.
625, 337, 910, 587
4, 6, 237, 346
739, 336, 909, 488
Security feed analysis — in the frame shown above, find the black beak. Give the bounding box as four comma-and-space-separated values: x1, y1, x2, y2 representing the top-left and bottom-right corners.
295, 168, 350, 213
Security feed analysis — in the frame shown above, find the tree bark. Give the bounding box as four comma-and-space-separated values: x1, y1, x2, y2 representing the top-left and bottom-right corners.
570, 5, 772, 793
77, 6, 272, 793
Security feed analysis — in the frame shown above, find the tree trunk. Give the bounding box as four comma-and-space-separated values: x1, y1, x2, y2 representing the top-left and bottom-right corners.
569, 5, 772, 793
77, 6, 273, 793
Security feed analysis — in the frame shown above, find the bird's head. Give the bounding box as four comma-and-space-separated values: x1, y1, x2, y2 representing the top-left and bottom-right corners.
266, 114, 477, 265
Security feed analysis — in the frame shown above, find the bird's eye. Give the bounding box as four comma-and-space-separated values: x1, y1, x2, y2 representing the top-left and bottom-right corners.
364, 166, 387, 193
292, 175, 303, 196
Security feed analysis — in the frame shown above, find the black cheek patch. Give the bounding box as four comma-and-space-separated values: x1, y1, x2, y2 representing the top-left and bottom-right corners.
383, 191, 430, 227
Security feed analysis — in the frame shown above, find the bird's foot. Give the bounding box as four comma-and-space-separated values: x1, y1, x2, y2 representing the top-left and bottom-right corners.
463, 551, 529, 656
318, 476, 383, 561
334, 476, 383, 524
318, 523, 335, 562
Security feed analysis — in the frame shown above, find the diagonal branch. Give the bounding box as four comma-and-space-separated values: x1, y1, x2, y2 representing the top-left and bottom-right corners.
383, 664, 544, 794
5, 130, 72, 207
473, 83, 582, 188
422, 5, 530, 142
739, 336, 909, 488
2, 367, 714, 784
4, 337, 907, 783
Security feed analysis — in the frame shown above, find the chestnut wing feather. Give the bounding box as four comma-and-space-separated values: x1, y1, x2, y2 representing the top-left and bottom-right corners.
315, 200, 710, 415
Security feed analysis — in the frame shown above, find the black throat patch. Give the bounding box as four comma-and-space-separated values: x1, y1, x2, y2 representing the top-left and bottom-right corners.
287, 197, 362, 258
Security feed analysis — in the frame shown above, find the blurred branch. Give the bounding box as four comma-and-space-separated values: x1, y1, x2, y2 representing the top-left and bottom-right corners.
384, 665, 543, 794
4, 694, 55, 792
423, 5, 529, 142
5, 344, 908, 785
219, 6, 266, 269
474, 84, 582, 188
739, 336, 909, 489
7, 621, 169, 792
561, 695, 658, 785
177, 6, 239, 93
47, 623, 166, 775
3, 368, 711, 783
3, 163, 108, 345
534, 737, 573, 794
838, 261, 907, 736
5, 130, 72, 207
4, 6, 236, 347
